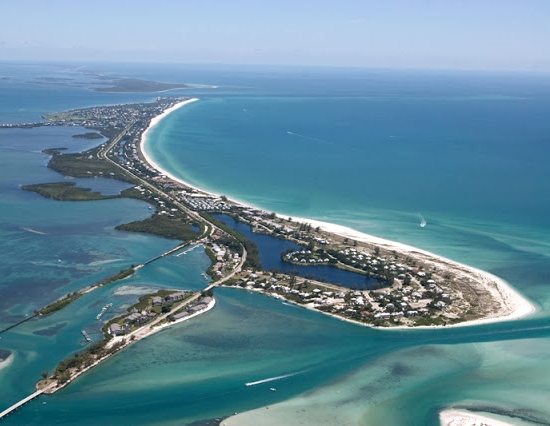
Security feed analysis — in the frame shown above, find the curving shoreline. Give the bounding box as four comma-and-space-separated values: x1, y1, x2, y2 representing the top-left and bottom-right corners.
41, 298, 216, 395
439, 408, 516, 426
140, 99, 535, 329
290, 216, 535, 329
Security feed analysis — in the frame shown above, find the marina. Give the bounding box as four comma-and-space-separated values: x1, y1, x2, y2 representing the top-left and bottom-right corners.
80, 329, 92, 343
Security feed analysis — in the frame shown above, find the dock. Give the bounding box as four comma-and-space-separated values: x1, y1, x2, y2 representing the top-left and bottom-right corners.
81, 329, 92, 343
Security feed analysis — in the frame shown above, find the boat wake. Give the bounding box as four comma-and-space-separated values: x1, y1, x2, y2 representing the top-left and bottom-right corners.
88, 258, 124, 266
418, 214, 427, 228
286, 130, 329, 144
245, 371, 302, 387
21, 227, 47, 235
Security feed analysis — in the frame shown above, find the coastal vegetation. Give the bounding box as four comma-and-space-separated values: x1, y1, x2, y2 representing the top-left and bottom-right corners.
97, 266, 136, 286
47, 339, 126, 385
48, 148, 132, 182
22, 182, 115, 201
38, 289, 213, 391
95, 78, 190, 93
42, 147, 67, 155
200, 212, 261, 268
72, 132, 103, 139
116, 215, 202, 241
204, 246, 218, 277
37, 292, 82, 316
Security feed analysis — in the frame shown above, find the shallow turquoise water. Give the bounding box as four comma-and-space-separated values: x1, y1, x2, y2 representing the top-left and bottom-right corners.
1, 63, 550, 425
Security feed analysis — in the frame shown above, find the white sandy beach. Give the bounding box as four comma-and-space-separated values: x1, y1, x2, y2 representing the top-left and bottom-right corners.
439, 409, 516, 426
139, 99, 535, 329
289, 216, 535, 329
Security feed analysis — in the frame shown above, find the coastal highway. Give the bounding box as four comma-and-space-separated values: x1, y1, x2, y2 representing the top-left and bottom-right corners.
107, 248, 246, 352
41, 245, 247, 397
97, 119, 217, 239
97, 116, 247, 273
96, 120, 136, 159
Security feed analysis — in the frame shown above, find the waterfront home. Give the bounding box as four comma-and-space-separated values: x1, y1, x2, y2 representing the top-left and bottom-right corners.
165, 292, 186, 303
109, 323, 125, 336
173, 311, 189, 320
125, 312, 149, 325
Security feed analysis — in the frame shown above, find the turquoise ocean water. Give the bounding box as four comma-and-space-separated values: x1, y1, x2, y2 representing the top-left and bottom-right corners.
1, 63, 549, 425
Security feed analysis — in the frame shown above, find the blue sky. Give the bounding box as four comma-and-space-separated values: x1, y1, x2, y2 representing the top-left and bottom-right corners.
1, 0, 549, 70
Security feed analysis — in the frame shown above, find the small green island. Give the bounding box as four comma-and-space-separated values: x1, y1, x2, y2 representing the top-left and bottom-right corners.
22, 182, 114, 201
72, 132, 103, 139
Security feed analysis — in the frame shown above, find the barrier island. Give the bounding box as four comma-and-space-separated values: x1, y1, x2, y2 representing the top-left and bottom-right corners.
0, 96, 535, 399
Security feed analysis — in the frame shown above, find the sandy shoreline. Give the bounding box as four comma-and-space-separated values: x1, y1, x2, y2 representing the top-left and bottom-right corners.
107, 298, 216, 349
439, 408, 516, 426
46, 298, 216, 394
139, 99, 535, 329
290, 216, 535, 329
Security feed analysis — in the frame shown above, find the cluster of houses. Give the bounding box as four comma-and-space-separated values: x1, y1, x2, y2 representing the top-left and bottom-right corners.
177, 192, 232, 211
229, 266, 455, 326
207, 241, 241, 277
283, 249, 332, 265
236, 210, 294, 236
108, 291, 190, 336
171, 296, 214, 321
109, 310, 156, 336
335, 247, 402, 273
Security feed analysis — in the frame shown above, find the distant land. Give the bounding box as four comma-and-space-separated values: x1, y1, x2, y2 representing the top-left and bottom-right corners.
95, 78, 190, 93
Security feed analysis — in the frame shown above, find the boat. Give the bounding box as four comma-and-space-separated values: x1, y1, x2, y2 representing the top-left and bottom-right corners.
419, 214, 427, 228
269, 387, 277, 392
96, 303, 113, 320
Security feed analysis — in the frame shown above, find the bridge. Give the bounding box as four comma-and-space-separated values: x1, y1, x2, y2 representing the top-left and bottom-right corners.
0, 384, 54, 420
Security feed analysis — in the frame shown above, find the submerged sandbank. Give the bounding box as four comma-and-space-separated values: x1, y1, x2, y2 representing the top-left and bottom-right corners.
0, 350, 13, 371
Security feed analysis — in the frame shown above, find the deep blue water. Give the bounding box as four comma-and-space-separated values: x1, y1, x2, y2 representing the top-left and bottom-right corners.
213, 213, 380, 289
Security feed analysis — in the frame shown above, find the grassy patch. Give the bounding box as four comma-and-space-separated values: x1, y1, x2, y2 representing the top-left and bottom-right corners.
38, 292, 82, 316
